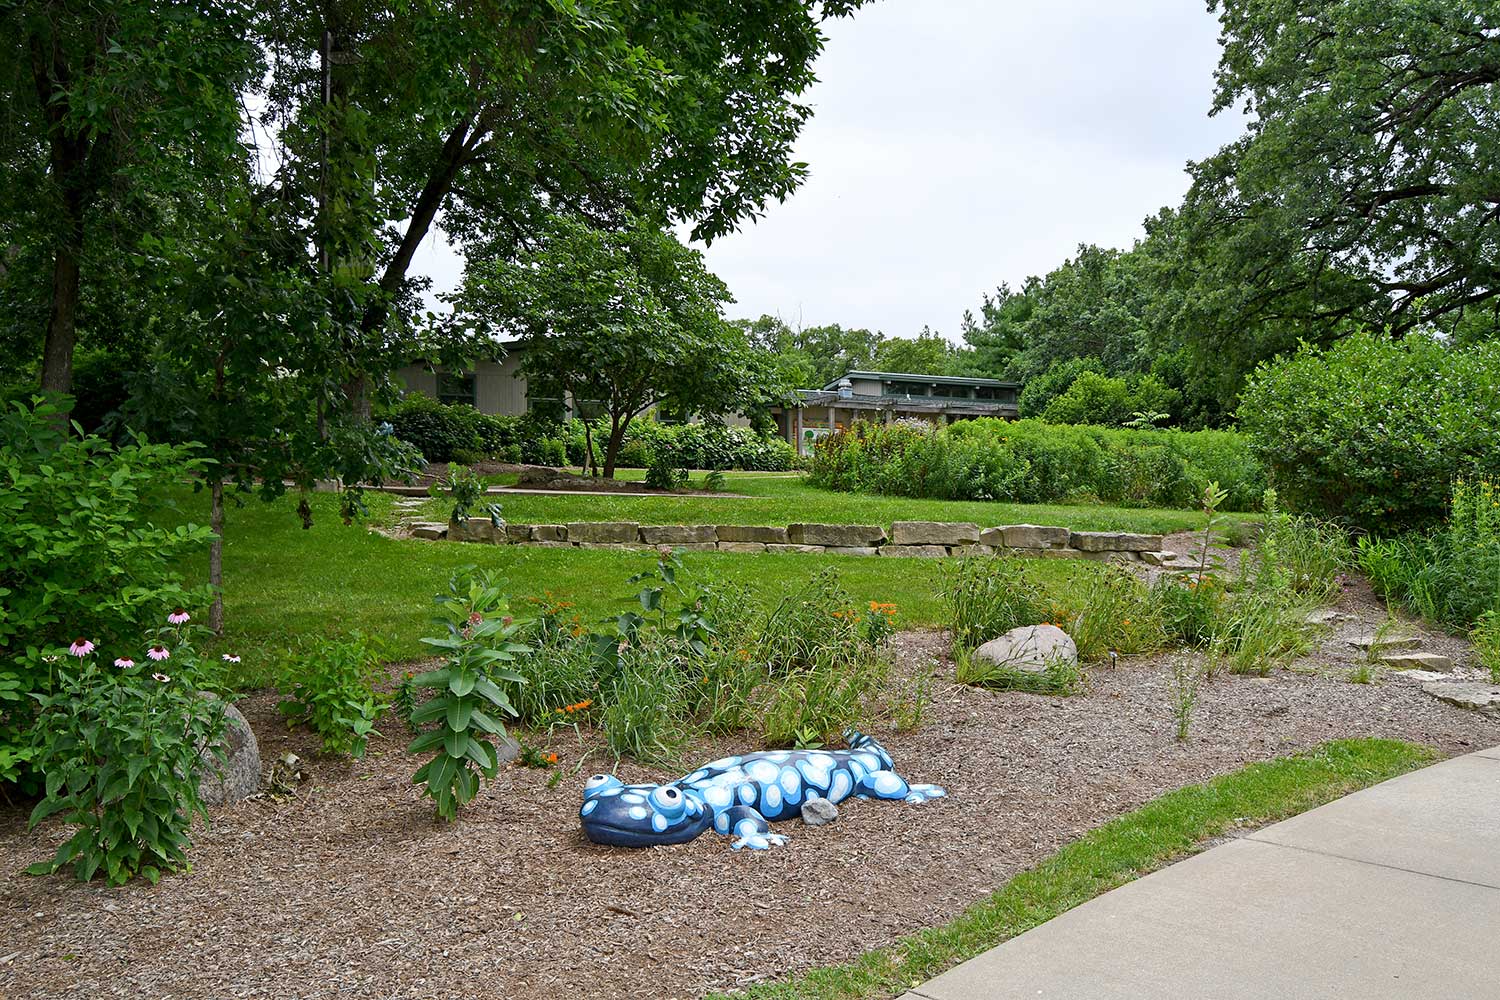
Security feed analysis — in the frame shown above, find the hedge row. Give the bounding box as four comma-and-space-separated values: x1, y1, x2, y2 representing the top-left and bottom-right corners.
387, 394, 797, 471
808, 417, 1264, 511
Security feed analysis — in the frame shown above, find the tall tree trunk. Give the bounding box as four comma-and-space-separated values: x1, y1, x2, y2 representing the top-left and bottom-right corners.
581, 418, 598, 477
209, 477, 225, 634
31, 30, 97, 399
39, 236, 81, 395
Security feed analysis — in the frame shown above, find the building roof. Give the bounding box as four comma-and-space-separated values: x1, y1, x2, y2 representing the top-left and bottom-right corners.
822, 370, 1020, 391
795, 389, 1018, 415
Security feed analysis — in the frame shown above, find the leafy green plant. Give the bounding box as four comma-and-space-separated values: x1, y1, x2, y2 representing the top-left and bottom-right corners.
429, 463, 498, 524
1061, 566, 1167, 661
408, 570, 532, 822
600, 651, 688, 764
276, 633, 387, 758
26, 614, 227, 885
760, 657, 886, 748
1192, 480, 1231, 585
1211, 591, 1312, 677
702, 469, 728, 491
393, 671, 420, 735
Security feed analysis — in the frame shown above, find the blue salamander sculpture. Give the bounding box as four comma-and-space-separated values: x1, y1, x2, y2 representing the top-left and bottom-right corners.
579, 730, 946, 850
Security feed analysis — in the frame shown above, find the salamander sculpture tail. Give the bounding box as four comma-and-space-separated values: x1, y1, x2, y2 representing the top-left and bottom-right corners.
579, 730, 946, 850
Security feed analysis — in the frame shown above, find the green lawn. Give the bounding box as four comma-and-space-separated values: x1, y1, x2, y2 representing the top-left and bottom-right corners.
201, 489, 1100, 682
419, 471, 1254, 535
706, 739, 1435, 1000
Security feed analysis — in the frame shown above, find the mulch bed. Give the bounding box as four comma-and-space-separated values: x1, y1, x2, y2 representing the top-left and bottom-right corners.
4, 595, 1497, 1000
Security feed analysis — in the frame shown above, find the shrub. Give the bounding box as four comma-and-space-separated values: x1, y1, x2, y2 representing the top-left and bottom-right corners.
26, 616, 226, 885
2, 397, 211, 791
388, 393, 567, 466
429, 463, 494, 523
276, 633, 387, 758
809, 417, 1263, 511
408, 570, 531, 822
645, 453, 689, 490
1238, 332, 1500, 531
1039, 372, 1180, 428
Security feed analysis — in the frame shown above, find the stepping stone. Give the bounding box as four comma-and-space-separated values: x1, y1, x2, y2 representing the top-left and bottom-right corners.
1348, 635, 1421, 653
1305, 609, 1354, 626
1392, 669, 1450, 684
1380, 652, 1454, 672
409, 522, 448, 540
1422, 681, 1500, 716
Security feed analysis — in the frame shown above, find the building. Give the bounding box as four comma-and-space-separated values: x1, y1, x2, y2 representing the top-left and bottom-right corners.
773, 371, 1021, 454
394, 356, 1020, 454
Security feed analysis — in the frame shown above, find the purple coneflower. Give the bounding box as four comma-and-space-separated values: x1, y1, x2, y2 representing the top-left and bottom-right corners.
68, 638, 95, 658
167, 608, 191, 625
114, 657, 135, 669
222, 653, 241, 663
147, 645, 171, 662
152, 673, 171, 684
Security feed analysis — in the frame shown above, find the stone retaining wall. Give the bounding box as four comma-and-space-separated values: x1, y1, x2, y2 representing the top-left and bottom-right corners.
409, 518, 1165, 562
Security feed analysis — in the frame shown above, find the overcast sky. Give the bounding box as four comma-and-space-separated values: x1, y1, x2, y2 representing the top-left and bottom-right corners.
418, 1, 1244, 342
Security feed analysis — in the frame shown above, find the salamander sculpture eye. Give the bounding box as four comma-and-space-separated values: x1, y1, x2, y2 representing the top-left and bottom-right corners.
584, 774, 624, 798
649, 785, 687, 819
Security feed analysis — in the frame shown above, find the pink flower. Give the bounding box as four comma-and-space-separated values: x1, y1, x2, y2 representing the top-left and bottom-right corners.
68, 638, 95, 658
152, 673, 171, 684
222, 653, 241, 663
114, 657, 135, 669
167, 609, 190, 625
147, 646, 171, 662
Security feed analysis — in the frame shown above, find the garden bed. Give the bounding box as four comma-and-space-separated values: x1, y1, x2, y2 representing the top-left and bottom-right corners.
4, 617, 1496, 1000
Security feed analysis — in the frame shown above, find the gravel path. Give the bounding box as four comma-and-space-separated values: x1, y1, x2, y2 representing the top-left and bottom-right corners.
4, 601, 1496, 1000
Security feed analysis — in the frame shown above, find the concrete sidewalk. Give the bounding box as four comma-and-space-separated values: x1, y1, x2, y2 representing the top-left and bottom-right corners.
902, 747, 1500, 1000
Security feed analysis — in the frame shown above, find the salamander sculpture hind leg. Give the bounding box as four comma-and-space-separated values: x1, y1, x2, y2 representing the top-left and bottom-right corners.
578, 730, 946, 851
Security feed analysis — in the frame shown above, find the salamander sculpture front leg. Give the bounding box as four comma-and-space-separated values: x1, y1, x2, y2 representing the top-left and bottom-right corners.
578, 731, 946, 851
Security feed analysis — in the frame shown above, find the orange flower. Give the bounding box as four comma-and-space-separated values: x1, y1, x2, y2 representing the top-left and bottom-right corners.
546, 752, 558, 765
1122, 618, 1131, 626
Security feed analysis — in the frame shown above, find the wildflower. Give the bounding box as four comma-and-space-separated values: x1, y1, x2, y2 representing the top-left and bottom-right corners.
468, 612, 484, 626
152, 673, 171, 683
1122, 619, 1132, 627
114, 657, 135, 669
168, 608, 191, 625
68, 638, 95, 658
546, 752, 558, 765
502, 616, 513, 627
42, 654, 59, 664
222, 653, 241, 663
147, 645, 170, 662
658, 545, 673, 559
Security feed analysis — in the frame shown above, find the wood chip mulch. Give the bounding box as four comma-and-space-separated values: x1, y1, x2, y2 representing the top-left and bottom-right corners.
4, 605, 1497, 1000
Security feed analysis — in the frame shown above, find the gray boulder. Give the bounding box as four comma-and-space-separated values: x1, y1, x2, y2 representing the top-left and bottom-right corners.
787, 523, 886, 547
197, 697, 261, 806
973, 624, 1078, 675
801, 796, 839, 826
889, 521, 980, 546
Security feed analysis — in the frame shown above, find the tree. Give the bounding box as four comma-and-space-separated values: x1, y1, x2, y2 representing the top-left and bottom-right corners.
254, 0, 873, 421
872, 327, 963, 375
958, 282, 1036, 377
463, 215, 760, 478
0, 2, 258, 396
1169, 0, 1500, 384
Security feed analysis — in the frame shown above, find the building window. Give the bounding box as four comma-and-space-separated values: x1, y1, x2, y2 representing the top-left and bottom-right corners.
974, 385, 1015, 402
437, 370, 476, 407
574, 399, 608, 421
527, 395, 566, 422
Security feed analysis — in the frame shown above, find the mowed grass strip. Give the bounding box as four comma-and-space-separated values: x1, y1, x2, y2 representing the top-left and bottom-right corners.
409, 472, 1259, 535
706, 738, 1436, 1000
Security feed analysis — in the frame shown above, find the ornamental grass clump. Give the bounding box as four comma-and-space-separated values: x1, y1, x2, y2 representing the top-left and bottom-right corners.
26, 611, 230, 885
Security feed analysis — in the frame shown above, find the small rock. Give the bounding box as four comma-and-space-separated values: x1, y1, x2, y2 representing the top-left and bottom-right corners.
1305, 609, 1350, 625
973, 624, 1078, 675
409, 522, 448, 540
1380, 652, 1454, 672
801, 797, 839, 826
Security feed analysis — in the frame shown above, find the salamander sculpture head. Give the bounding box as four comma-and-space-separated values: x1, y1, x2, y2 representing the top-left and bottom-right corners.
578, 731, 946, 851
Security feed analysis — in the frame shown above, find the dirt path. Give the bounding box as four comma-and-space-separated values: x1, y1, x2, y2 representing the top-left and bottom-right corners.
4, 589, 1496, 1000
